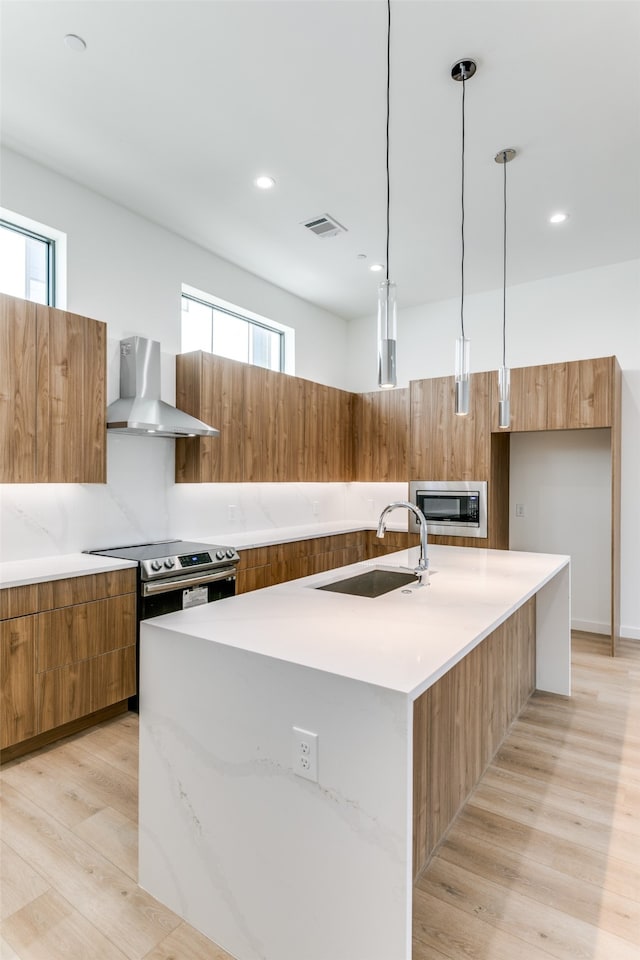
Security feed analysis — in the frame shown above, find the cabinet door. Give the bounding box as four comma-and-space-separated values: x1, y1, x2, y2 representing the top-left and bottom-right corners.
36, 304, 106, 482
410, 372, 490, 480
547, 357, 612, 429
36, 594, 136, 671
353, 388, 409, 481
0, 615, 36, 748
0, 293, 37, 482
508, 365, 547, 432
244, 366, 305, 481
303, 381, 353, 481
176, 352, 245, 482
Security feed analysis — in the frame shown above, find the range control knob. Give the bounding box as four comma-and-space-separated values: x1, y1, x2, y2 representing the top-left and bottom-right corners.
226, 548, 236, 559
164, 558, 175, 569
150, 560, 162, 572
216, 550, 225, 560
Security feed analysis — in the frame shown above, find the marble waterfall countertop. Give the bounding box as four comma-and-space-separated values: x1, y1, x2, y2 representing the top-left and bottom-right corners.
143, 544, 569, 700
0, 553, 137, 589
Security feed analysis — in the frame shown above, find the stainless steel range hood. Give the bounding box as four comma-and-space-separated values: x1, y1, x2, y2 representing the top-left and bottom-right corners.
106, 337, 219, 438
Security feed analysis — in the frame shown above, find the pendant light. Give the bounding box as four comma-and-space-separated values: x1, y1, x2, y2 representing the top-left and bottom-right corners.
451, 58, 476, 415
377, 0, 397, 389
495, 148, 516, 428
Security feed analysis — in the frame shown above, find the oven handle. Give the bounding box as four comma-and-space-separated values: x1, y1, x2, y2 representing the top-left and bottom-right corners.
142, 567, 236, 597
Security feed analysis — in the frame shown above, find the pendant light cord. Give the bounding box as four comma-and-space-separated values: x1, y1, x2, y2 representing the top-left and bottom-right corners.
460, 77, 466, 338
385, 0, 390, 284
502, 151, 507, 368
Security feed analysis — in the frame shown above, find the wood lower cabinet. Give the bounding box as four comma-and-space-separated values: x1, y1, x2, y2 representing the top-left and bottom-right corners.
0, 293, 106, 483
0, 569, 136, 755
0, 613, 36, 748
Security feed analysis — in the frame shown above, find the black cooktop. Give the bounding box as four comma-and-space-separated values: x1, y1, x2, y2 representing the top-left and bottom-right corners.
88, 539, 231, 562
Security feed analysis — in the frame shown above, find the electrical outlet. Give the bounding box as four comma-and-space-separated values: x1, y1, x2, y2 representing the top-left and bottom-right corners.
292, 726, 318, 782
312, 500, 320, 517
516, 503, 525, 518
227, 504, 237, 520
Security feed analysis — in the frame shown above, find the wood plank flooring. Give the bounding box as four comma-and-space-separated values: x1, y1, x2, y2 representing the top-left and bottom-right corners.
1, 632, 638, 959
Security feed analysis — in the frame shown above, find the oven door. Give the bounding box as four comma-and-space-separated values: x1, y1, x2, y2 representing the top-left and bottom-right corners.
140, 567, 237, 620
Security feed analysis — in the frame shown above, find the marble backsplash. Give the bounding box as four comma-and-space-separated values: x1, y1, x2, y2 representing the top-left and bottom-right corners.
0, 435, 406, 560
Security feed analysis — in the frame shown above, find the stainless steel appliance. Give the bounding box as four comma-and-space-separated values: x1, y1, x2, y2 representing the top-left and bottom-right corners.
409, 480, 488, 538
87, 539, 239, 709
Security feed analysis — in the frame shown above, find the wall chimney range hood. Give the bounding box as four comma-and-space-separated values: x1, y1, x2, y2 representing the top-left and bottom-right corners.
106, 337, 219, 438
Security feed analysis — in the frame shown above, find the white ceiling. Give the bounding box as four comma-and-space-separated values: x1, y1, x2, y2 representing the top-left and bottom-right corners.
1, 0, 639, 320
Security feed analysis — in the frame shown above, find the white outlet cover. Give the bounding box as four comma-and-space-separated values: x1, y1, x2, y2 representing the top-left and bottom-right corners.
292, 726, 318, 782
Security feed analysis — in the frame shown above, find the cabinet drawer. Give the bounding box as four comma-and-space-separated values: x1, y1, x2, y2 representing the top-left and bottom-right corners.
38, 646, 135, 732
38, 569, 136, 610
36, 594, 136, 672
0, 585, 39, 620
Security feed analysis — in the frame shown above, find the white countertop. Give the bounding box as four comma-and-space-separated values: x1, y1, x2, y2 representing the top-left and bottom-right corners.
0, 553, 137, 589
144, 544, 569, 700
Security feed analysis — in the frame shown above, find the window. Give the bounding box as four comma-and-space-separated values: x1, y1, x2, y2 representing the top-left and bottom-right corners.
181, 286, 293, 374
0, 218, 55, 305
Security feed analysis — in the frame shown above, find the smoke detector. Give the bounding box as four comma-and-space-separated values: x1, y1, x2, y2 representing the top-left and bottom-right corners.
302, 214, 348, 239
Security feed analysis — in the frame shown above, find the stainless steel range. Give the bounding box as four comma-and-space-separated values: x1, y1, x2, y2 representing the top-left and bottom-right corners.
87, 539, 240, 709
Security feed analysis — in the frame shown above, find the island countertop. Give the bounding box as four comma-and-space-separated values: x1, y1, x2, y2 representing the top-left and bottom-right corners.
144, 543, 570, 700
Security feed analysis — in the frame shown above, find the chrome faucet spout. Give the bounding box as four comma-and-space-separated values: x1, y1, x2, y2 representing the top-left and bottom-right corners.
376, 500, 429, 586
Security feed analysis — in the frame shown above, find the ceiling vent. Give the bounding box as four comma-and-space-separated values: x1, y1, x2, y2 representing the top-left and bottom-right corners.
302, 214, 347, 239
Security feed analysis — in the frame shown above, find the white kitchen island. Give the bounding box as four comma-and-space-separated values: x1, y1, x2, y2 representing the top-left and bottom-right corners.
138, 545, 570, 960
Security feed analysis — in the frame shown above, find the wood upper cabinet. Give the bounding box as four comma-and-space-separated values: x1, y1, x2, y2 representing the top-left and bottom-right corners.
302, 380, 353, 482
353, 388, 409, 481
176, 351, 245, 482
492, 356, 617, 432
176, 352, 353, 483
244, 365, 306, 482
0, 294, 37, 482
0, 293, 106, 483
410, 371, 491, 481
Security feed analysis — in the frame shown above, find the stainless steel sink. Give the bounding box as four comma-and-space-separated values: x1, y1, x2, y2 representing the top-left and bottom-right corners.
316, 567, 418, 598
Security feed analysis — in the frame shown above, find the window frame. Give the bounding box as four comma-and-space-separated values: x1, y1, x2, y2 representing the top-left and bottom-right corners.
0, 217, 56, 306
181, 287, 292, 374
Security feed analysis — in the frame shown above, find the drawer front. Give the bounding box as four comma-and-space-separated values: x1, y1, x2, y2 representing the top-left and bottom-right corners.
37, 569, 136, 611
36, 593, 136, 672
0, 585, 40, 621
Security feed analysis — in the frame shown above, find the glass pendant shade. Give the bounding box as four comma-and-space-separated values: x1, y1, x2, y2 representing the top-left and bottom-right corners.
377, 279, 397, 389
498, 364, 510, 428
454, 335, 470, 415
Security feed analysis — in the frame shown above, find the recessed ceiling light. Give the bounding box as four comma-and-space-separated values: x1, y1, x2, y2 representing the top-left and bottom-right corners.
254, 176, 276, 190
549, 212, 568, 224
64, 34, 87, 52
370, 263, 385, 272
356, 253, 367, 260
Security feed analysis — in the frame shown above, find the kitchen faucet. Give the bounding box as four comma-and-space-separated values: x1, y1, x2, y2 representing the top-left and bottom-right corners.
376, 501, 429, 586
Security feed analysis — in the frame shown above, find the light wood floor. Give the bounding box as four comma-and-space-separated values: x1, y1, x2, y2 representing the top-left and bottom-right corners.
1, 632, 638, 959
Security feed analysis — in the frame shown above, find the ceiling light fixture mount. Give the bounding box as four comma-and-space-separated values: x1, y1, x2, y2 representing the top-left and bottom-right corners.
451, 57, 477, 416
64, 33, 87, 52
494, 147, 517, 429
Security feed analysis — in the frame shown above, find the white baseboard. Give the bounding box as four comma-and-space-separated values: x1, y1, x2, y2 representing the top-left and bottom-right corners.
571, 618, 640, 641
571, 618, 609, 635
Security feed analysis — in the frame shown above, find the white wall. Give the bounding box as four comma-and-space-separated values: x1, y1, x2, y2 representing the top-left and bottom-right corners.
347, 260, 640, 639
0, 149, 357, 562
0, 147, 350, 388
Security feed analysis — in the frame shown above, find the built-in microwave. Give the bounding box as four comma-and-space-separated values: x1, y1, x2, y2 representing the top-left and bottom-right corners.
409, 480, 488, 538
